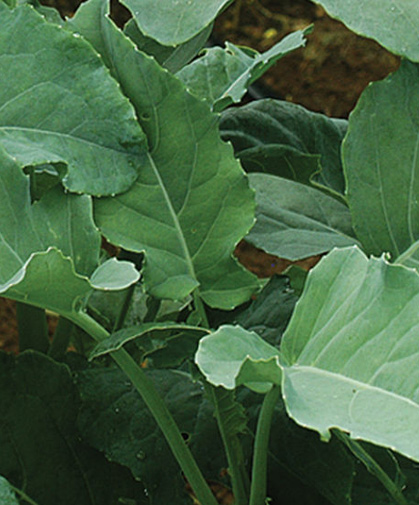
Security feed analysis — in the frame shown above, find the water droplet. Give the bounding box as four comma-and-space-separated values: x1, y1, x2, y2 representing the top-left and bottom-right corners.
390, 6, 395, 11
115, 407, 120, 413
136, 451, 146, 460
73, 32, 81, 38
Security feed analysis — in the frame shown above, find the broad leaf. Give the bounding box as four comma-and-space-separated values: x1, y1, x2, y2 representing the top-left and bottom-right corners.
344, 61, 419, 260
0, 3, 147, 196
124, 18, 212, 73
119, 0, 231, 45
220, 99, 348, 195
246, 173, 359, 260
312, 0, 419, 62
71, 2, 258, 308
281, 246, 419, 463
0, 148, 139, 316
0, 351, 146, 505
177, 28, 310, 112
76, 366, 213, 505
195, 325, 281, 394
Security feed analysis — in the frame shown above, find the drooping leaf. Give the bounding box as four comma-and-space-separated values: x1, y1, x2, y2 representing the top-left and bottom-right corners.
311, 0, 419, 62
246, 173, 359, 260
70, 1, 259, 308
124, 18, 212, 73
220, 99, 348, 195
0, 351, 146, 505
195, 325, 281, 394
281, 246, 419, 463
177, 28, 310, 112
118, 0, 231, 45
76, 366, 215, 505
0, 148, 139, 316
0, 3, 147, 196
344, 60, 419, 260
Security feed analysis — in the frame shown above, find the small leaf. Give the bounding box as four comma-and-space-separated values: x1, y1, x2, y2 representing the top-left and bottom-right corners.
118, 0, 231, 45
281, 246, 419, 462
177, 28, 310, 112
89, 258, 140, 291
246, 173, 359, 260
311, 0, 419, 62
344, 61, 419, 260
195, 325, 281, 393
0, 3, 147, 196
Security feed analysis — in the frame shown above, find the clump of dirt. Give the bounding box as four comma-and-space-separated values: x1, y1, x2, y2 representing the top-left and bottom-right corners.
214, 0, 400, 117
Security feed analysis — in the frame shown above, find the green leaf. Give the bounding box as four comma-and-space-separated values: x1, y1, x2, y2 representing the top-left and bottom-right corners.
89, 322, 208, 360
0, 3, 147, 196
280, 246, 419, 463
311, 0, 419, 62
124, 18, 212, 73
177, 28, 310, 112
72, 4, 258, 308
220, 99, 348, 195
0, 148, 139, 316
0, 477, 20, 505
195, 325, 281, 393
76, 366, 209, 505
118, 0, 230, 45
344, 61, 419, 260
0, 351, 145, 505
246, 173, 359, 260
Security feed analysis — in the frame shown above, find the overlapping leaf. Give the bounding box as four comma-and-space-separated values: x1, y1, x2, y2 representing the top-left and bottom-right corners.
71, 1, 258, 308
220, 99, 348, 194
0, 148, 139, 316
0, 3, 147, 196
177, 29, 310, 112
312, 0, 419, 62
118, 0, 231, 45
246, 173, 359, 260
344, 61, 419, 261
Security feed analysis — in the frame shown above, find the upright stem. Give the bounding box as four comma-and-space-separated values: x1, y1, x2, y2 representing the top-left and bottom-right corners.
73, 311, 218, 505
48, 316, 73, 359
113, 284, 136, 332
249, 385, 280, 505
335, 431, 409, 505
16, 302, 49, 353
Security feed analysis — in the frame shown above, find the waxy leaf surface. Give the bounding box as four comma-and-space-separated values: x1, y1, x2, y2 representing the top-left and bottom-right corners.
177, 29, 309, 112
312, 0, 419, 62
344, 61, 419, 261
0, 3, 147, 196
246, 173, 358, 260
281, 246, 419, 462
74, 3, 258, 308
220, 99, 347, 195
119, 0, 231, 45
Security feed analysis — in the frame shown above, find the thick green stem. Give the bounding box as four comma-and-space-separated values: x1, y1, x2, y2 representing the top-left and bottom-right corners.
113, 284, 136, 332
48, 316, 73, 359
205, 384, 250, 505
249, 385, 280, 505
335, 431, 409, 505
73, 312, 218, 505
16, 302, 49, 353
193, 292, 209, 328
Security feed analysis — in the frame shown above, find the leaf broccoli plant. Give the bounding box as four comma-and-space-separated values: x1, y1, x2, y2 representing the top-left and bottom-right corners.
0, 0, 418, 504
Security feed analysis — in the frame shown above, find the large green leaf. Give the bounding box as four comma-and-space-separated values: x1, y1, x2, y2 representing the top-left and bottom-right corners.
281, 246, 419, 463
344, 61, 419, 260
311, 0, 419, 62
118, 0, 231, 45
0, 148, 139, 316
246, 173, 359, 260
76, 366, 214, 505
124, 18, 212, 73
0, 3, 147, 196
71, 1, 258, 308
0, 351, 146, 505
177, 29, 309, 112
220, 99, 348, 195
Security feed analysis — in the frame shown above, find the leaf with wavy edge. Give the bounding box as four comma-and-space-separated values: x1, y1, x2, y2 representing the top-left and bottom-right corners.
0, 3, 147, 196
312, 0, 419, 62
72, 0, 258, 308
177, 28, 310, 112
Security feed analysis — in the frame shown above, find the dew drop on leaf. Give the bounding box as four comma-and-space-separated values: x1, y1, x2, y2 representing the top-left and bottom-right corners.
136, 451, 146, 460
